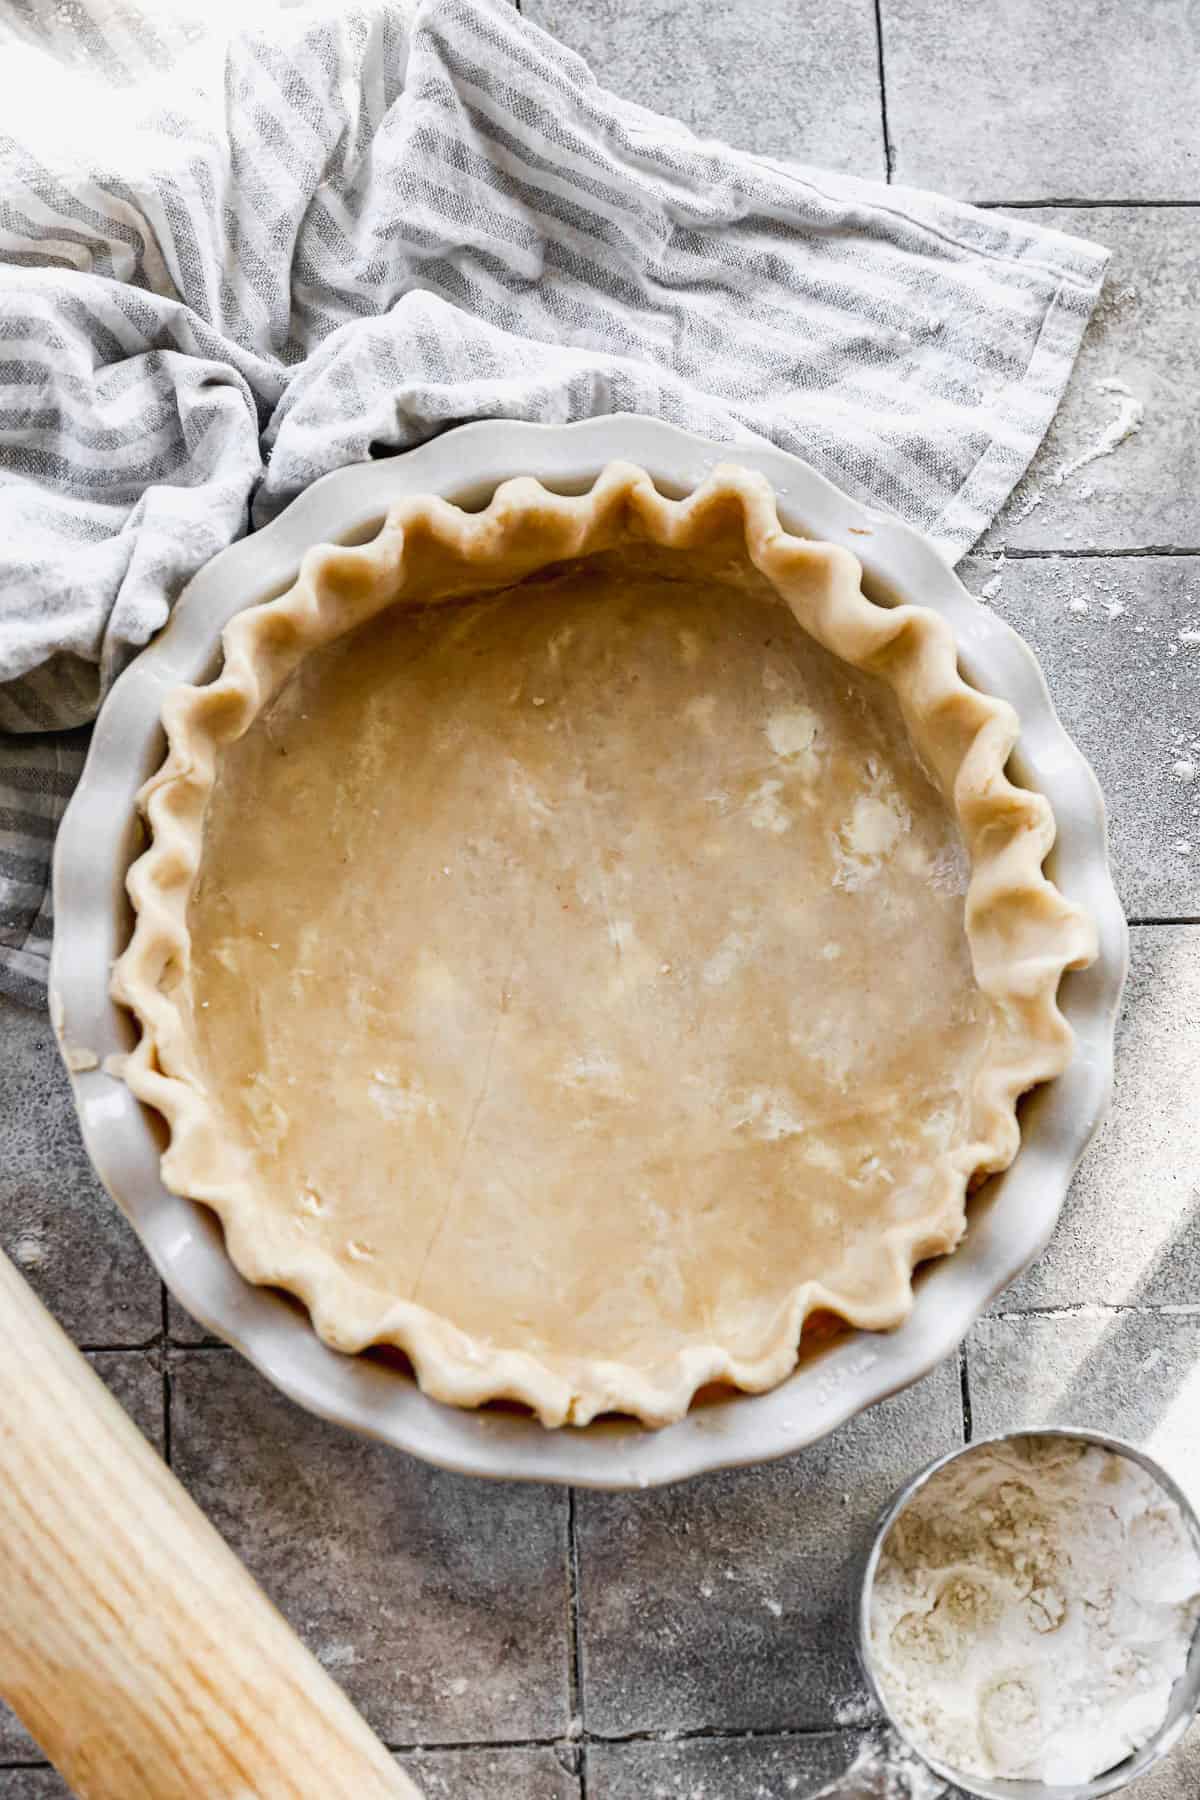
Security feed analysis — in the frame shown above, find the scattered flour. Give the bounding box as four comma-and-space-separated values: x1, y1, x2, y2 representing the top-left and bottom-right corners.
13, 1232, 47, 1269
976, 552, 1005, 605
833, 1693, 876, 1728
868, 1436, 1200, 1785
1051, 378, 1144, 488
1010, 489, 1045, 525
1013, 554, 1136, 629
811, 1731, 946, 1800
1009, 378, 1144, 523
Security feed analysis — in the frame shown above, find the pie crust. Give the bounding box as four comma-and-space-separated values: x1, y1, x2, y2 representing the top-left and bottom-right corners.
113, 464, 1096, 1428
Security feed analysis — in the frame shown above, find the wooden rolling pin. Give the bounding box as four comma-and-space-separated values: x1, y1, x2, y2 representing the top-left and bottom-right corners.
0, 1247, 421, 1799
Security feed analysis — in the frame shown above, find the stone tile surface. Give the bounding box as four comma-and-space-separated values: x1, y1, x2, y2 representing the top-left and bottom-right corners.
1000, 927, 1200, 1311
166, 1292, 221, 1345
169, 1350, 571, 1746
982, 209, 1200, 554
882, 0, 1200, 200
524, 0, 885, 174
0, 997, 160, 1344
588, 1729, 856, 1797
575, 1362, 961, 1736
78, 1349, 165, 1451
0, 1351, 163, 1763
0, 1747, 575, 1799
0, 1745, 581, 1800
968, 1310, 1200, 1494
958, 554, 1200, 919
0, 1776, 69, 1799
396, 1746, 578, 1798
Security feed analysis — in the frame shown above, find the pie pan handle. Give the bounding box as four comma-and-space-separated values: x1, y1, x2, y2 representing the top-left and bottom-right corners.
0, 1248, 420, 1800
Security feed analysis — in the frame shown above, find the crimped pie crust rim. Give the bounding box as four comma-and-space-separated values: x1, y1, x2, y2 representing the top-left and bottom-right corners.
111, 462, 1098, 1428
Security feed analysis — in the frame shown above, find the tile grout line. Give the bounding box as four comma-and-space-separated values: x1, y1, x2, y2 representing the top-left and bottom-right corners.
981, 198, 1200, 210
871, 0, 894, 181
991, 1302, 1200, 1320
566, 1486, 589, 1797
0, 1722, 891, 1770
391, 1734, 568, 1755
381, 1722, 880, 1756
160, 1281, 173, 1467
958, 1343, 974, 1443
582, 1722, 877, 1748
1000, 546, 1200, 560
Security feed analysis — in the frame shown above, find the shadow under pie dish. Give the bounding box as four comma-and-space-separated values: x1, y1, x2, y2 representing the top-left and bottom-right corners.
112, 463, 1096, 1429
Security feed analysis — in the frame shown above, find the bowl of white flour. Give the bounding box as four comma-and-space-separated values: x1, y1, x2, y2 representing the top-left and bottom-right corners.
857, 1430, 1200, 1798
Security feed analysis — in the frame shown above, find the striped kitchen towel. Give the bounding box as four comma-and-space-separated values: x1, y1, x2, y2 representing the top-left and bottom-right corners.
0, 0, 1108, 1006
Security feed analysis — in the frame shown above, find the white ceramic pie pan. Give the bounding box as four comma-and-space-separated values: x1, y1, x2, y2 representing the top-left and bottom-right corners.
50, 416, 1127, 1489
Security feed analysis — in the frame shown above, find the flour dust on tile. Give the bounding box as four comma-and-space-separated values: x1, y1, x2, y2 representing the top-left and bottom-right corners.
1008, 378, 1146, 528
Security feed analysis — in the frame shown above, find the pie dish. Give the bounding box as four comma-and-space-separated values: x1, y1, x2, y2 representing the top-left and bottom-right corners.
111, 459, 1096, 1429
52, 417, 1126, 1483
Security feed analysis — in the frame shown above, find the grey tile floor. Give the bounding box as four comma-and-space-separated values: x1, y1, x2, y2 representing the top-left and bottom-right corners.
3, 2, 1200, 1795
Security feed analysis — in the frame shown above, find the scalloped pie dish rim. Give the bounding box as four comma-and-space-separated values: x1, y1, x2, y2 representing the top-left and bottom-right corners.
50, 416, 1127, 1486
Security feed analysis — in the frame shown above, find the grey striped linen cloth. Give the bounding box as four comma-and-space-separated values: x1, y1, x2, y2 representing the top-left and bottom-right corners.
0, 0, 1107, 1007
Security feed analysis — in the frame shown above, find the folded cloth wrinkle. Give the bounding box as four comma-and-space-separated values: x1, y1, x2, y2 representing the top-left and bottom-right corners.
0, 0, 1108, 1004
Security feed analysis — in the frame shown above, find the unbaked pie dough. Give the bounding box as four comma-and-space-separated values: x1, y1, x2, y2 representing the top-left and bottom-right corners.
114, 465, 1096, 1426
